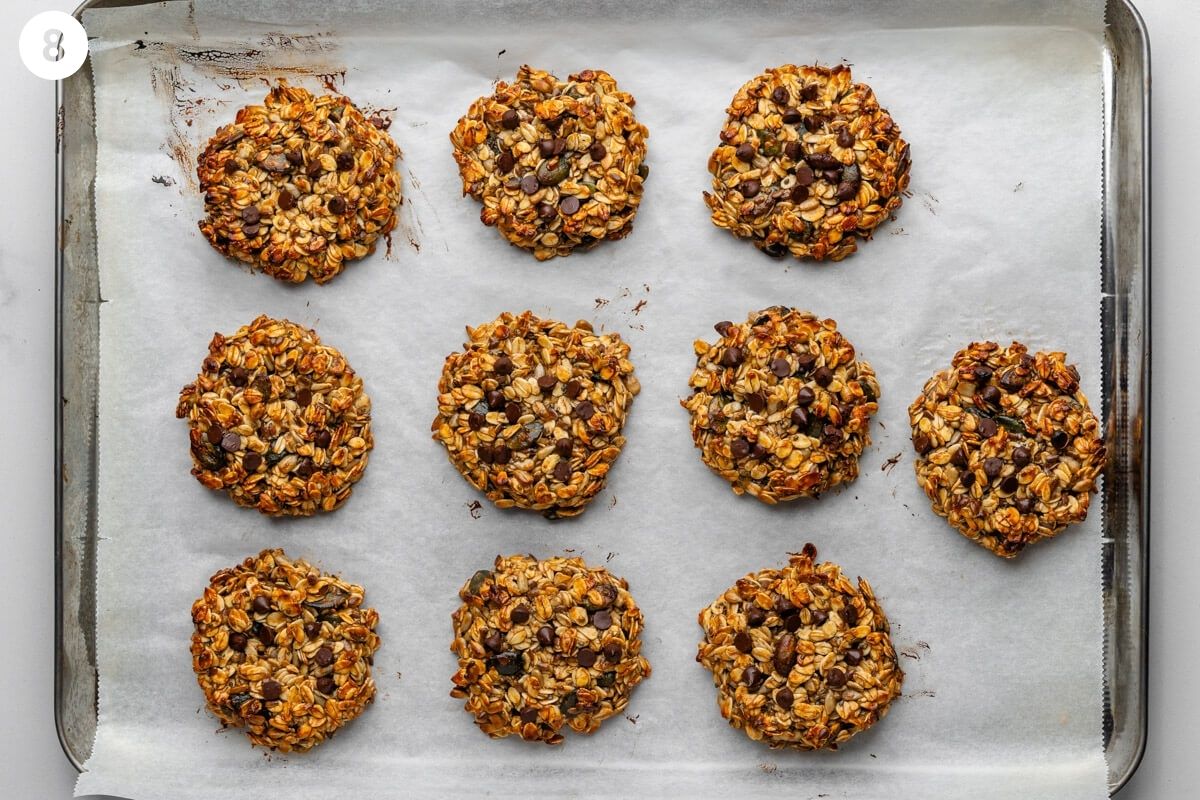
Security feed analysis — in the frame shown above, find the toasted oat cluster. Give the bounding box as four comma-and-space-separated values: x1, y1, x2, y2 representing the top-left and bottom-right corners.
697, 545, 903, 750
681, 307, 880, 503
909, 341, 1106, 557
432, 311, 638, 518
197, 82, 402, 284
176, 315, 373, 516
450, 65, 649, 259
190, 549, 381, 752
704, 64, 909, 260
450, 554, 651, 744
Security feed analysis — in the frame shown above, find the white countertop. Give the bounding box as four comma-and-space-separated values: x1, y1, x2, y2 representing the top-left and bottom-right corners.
0, 0, 1193, 797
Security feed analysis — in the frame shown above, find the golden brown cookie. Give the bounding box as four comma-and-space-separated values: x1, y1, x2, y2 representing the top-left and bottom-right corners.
704, 64, 909, 260
697, 545, 903, 750
190, 549, 381, 752
681, 306, 880, 503
450, 554, 651, 744
909, 341, 1106, 557
432, 311, 638, 518
197, 82, 402, 283
176, 315, 373, 516
450, 65, 649, 259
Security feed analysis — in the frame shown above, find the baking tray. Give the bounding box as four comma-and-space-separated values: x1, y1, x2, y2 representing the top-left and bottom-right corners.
54, 0, 1150, 793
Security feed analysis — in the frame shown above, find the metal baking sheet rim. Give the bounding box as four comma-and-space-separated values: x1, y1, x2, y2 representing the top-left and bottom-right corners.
53, 0, 1151, 793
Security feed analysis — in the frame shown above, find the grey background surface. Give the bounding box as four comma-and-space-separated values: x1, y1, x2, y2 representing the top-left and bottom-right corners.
0, 0, 1192, 797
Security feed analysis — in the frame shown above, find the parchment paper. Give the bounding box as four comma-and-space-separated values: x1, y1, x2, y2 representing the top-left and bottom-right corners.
76, 1, 1108, 797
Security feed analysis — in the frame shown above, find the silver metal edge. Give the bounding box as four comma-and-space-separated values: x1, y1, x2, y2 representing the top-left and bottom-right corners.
52, 0, 1154, 786
1107, 0, 1151, 793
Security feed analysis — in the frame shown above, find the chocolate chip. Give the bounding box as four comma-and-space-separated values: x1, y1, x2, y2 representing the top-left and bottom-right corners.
278, 190, 298, 213
553, 460, 571, 482
952, 446, 969, 467
315, 645, 335, 666
252, 595, 271, 614
519, 707, 539, 725
327, 196, 346, 214
224, 159, 240, 175
1001, 475, 1020, 493
714, 320, 734, 336
592, 610, 613, 631
491, 651, 523, 676
775, 687, 794, 707
845, 649, 862, 666
784, 614, 803, 632
775, 595, 796, 615
805, 152, 841, 170
793, 162, 815, 186
746, 392, 767, 413
790, 407, 809, 428
316, 676, 336, 695
810, 609, 828, 626
336, 152, 354, 171
804, 115, 823, 132
313, 429, 332, 450
783, 108, 803, 124
735, 142, 756, 162
520, 174, 539, 194
961, 470, 976, 488
731, 438, 751, 459
1013, 447, 1031, 467
771, 86, 790, 105
498, 401, 518, 424
838, 128, 854, 148
537, 626, 555, 647
546, 439, 570, 462
602, 641, 623, 661
261, 680, 282, 701
258, 625, 275, 648
747, 607, 766, 627
493, 443, 511, 465
1016, 497, 1035, 514
241, 205, 261, 224
494, 355, 513, 376
296, 388, 312, 407
842, 604, 858, 627
826, 668, 847, 688
999, 369, 1026, 391
532, 201, 554, 220
564, 379, 583, 399
486, 390, 505, 410
575, 401, 595, 420
229, 366, 249, 387
285, 149, 304, 166
296, 460, 316, 478
740, 179, 761, 198
743, 666, 765, 690
823, 424, 843, 443
983, 457, 1003, 480
577, 648, 597, 668
795, 387, 817, 407
229, 633, 247, 652
588, 142, 606, 162
483, 631, 504, 653
980, 385, 1002, 406
243, 452, 262, 472
304, 622, 321, 638
497, 150, 515, 173
721, 346, 744, 367
501, 109, 519, 129
977, 417, 999, 438
1051, 430, 1070, 449
835, 181, 858, 201
538, 139, 557, 158
305, 159, 323, 177
813, 366, 833, 387
206, 426, 224, 445
559, 195, 581, 215
785, 185, 808, 204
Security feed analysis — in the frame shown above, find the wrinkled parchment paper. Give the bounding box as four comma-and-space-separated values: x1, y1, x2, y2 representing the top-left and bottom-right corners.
77, 1, 1108, 797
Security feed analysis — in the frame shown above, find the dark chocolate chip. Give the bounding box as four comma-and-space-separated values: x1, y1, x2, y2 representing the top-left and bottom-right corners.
775, 687, 794, 707
783, 614, 802, 632
315, 645, 335, 666
826, 667, 847, 688
735, 142, 756, 162
1016, 497, 1035, 514
520, 174, 539, 194
842, 604, 858, 627
714, 320, 734, 336
1001, 475, 1020, 493
314, 429, 332, 449
746, 392, 767, 413
589, 142, 606, 162
740, 179, 761, 198
243, 452, 262, 472
810, 609, 828, 626
592, 610, 613, 631
790, 407, 809, 429
536, 626, 555, 647
229, 366, 250, 387
977, 417, 999, 438
721, 346, 744, 367
747, 607, 766, 627
733, 631, 753, 654
503, 401, 521, 424
1013, 447, 1032, 468
961, 470, 976, 488
497, 150, 515, 173
775, 595, 796, 615
486, 389, 505, 409
278, 190, 296, 211
838, 127, 854, 148
560, 196, 581, 215
769, 357, 791, 378
494, 355, 513, 375
327, 196, 346, 214
999, 369, 1026, 391
771, 86, 790, 105
316, 676, 336, 695
835, 181, 857, 201
813, 366, 833, 387
336, 152, 355, 171
1051, 430, 1070, 449
490, 651, 523, 676
783, 108, 803, 124
252, 596, 271, 615
261, 680, 282, 701
974, 365, 993, 383
304, 622, 321, 638
743, 666, 765, 690
553, 460, 571, 482
983, 457, 1003, 480
731, 438, 751, 459
602, 641, 623, 660
793, 163, 815, 186
577, 648, 597, 668
575, 401, 595, 420
296, 388, 312, 407
501, 109, 519, 129
789, 184, 809, 203
206, 425, 224, 445
804, 115, 823, 132
980, 385, 1002, 406
554, 437, 572, 458
845, 649, 862, 666
805, 151, 840, 170
952, 446, 969, 467
241, 205, 261, 224
229, 633, 248, 652
492, 443, 511, 465
796, 386, 816, 406
536, 202, 556, 220
483, 631, 504, 653
912, 433, 932, 455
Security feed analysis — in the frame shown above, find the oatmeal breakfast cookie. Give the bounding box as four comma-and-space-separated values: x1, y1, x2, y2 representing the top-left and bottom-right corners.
909, 341, 1106, 557
681, 306, 880, 503
450, 554, 651, 744
190, 549, 381, 752
449, 65, 649, 259
432, 311, 638, 518
176, 315, 373, 516
697, 544, 903, 750
704, 64, 909, 260
197, 81, 402, 284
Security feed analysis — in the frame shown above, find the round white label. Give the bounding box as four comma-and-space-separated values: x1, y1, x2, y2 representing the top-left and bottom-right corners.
19, 11, 89, 81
